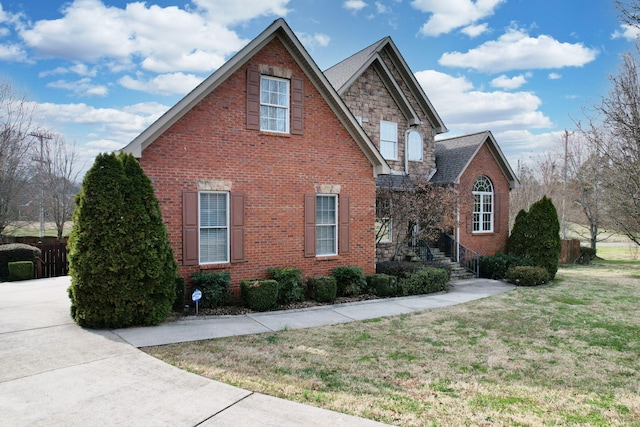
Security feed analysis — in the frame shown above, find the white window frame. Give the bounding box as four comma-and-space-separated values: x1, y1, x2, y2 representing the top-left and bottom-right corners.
407, 130, 423, 161
199, 192, 229, 264
260, 76, 289, 133
472, 176, 494, 233
380, 120, 398, 160
316, 194, 338, 256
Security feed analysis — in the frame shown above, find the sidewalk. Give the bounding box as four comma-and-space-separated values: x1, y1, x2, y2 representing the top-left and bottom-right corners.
114, 278, 514, 347
0, 276, 513, 426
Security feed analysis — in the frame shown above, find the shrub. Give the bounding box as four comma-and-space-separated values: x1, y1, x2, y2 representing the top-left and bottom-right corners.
332, 266, 366, 297
241, 279, 278, 312
306, 276, 337, 303
365, 274, 398, 297
577, 247, 597, 265
8, 261, 34, 281
173, 276, 185, 311
479, 253, 535, 280
508, 196, 561, 279
67, 152, 177, 328
267, 267, 304, 304
505, 266, 549, 287
399, 267, 449, 296
190, 272, 231, 309
376, 261, 423, 281
0, 244, 41, 282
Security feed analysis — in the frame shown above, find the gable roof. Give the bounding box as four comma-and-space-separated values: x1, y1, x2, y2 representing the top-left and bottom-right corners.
324, 37, 447, 133
430, 131, 519, 189
122, 18, 390, 177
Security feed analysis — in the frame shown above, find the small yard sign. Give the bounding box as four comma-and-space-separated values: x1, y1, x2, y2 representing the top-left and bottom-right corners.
192, 289, 202, 315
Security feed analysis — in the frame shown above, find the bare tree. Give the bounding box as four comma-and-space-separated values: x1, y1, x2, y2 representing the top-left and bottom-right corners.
590, 52, 640, 245
566, 127, 613, 250
40, 134, 82, 241
0, 81, 37, 237
376, 176, 459, 259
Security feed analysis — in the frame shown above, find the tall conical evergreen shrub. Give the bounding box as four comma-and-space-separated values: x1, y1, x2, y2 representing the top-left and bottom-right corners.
508, 196, 561, 279
68, 152, 177, 328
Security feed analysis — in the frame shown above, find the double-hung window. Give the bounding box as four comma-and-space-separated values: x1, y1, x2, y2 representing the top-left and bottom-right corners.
260, 76, 289, 133
380, 120, 398, 160
316, 195, 337, 256
472, 176, 494, 233
199, 192, 229, 263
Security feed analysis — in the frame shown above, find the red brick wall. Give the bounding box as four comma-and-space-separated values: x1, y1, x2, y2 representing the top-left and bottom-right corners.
458, 143, 511, 256
138, 38, 377, 294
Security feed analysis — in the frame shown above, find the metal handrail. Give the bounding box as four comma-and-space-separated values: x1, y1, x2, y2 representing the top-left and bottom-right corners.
438, 234, 480, 277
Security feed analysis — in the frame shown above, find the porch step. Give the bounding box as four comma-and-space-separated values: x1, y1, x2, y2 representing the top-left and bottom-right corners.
419, 247, 476, 281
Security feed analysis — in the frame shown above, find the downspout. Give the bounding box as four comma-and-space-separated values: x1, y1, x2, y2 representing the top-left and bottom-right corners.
404, 129, 410, 175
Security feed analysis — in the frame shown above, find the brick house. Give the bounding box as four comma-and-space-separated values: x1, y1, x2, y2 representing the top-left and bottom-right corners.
122, 18, 389, 293
431, 131, 519, 256
324, 37, 519, 261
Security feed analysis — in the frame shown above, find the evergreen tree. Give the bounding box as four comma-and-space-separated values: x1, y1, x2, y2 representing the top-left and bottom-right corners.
508, 196, 561, 279
68, 152, 176, 328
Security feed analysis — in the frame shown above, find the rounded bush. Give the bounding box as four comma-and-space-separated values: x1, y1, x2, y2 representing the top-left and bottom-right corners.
306, 276, 337, 302
332, 266, 366, 297
191, 272, 231, 309
268, 267, 304, 304
479, 253, 535, 280
399, 267, 448, 295
8, 261, 34, 281
0, 244, 41, 282
505, 266, 549, 287
241, 279, 278, 311
365, 273, 398, 297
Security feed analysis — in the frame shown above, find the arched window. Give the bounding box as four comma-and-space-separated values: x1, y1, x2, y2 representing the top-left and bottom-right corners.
472, 176, 493, 232
407, 130, 423, 161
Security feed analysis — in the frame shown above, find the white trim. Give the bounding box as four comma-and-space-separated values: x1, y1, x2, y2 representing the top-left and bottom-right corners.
316, 194, 338, 256
198, 191, 230, 264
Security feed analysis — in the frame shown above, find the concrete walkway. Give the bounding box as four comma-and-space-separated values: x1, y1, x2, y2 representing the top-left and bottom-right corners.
0, 276, 513, 426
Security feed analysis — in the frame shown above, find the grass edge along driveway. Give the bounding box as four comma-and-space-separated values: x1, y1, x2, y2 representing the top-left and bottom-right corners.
145, 261, 640, 426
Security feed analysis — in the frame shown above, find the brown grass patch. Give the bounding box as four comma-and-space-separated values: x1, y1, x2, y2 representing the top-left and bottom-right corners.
145, 261, 640, 426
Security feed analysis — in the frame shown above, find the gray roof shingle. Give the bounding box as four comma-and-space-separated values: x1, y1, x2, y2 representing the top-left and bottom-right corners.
430, 131, 489, 184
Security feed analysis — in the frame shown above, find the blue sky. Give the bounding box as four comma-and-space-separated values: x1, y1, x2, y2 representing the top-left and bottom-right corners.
1, 0, 637, 174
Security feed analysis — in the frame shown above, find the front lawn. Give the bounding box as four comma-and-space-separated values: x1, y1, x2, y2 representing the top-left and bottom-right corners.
144, 260, 640, 426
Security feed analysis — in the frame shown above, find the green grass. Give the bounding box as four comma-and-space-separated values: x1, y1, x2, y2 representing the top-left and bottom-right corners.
146, 261, 640, 426
2, 221, 73, 238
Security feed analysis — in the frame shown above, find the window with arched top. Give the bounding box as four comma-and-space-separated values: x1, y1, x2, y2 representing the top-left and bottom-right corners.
472, 176, 493, 232
407, 130, 423, 161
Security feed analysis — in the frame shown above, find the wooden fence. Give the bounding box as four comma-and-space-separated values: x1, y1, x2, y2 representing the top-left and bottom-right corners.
36, 242, 68, 278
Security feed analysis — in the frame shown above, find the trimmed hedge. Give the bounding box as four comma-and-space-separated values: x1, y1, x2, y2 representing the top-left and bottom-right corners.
8, 261, 34, 281
241, 279, 278, 312
365, 274, 398, 297
505, 266, 549, 287
332, 266, 367, 297
268, 267, 304, 304
479, 253, 535, 280
399, 267, 449, 296
0, 244, 41, 282
306, 276, 337, 303
376, 261, 423, 281
191, 271, 232, 309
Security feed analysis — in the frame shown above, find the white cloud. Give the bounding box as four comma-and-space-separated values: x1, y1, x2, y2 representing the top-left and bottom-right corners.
490, 129, 565, 167
17, 0, 257, 73
0, 42, 28, 62
412, 0, 505, 37
415, 69, 552, 135
490, 74, 529, 90
461, 23, 489, 38
375, 2, 390, 14
439, 27, 598, 72
344, 0, 368, 12
47, 78, 108, 97
548, 72, 562, 80
39, 63, 97, 78
611, 24, 640, 41
297, 32, 331, 50
192, 0, 291, 25
118, 72, 204, 96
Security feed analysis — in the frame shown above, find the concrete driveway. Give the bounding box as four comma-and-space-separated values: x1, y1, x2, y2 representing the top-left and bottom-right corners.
0, 276, 387, 426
